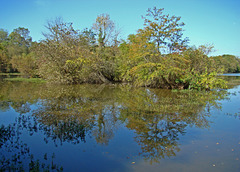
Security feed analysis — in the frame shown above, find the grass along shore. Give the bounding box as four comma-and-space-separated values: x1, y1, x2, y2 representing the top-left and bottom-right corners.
4, 77, 46, 83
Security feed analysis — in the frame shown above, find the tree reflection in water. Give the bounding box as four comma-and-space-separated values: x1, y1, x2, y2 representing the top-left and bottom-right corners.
0, 81, 228, 169
0, 115, 63, 171
118, 87, 226, 163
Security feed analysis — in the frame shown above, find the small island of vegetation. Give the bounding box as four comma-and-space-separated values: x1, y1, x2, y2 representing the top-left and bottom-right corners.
1, 7, 239, 90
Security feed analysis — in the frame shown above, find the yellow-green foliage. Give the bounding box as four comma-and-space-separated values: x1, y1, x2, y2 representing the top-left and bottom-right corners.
126, 44, 227, 90
0, 8, 231, 90
10, 53, 37, 77
211, 54, 240, 73
188, 71, 227, 90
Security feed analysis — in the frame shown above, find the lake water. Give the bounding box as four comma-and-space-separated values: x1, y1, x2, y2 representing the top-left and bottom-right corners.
0, 75, 240, 172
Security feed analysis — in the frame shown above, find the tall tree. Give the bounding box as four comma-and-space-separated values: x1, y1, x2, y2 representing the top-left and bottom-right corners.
142, 7, 188, 53
92, 14, 115, 48
91, 14, 120, 83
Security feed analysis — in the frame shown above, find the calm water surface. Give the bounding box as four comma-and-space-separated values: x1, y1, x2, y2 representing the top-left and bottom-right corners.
0, 75, 240, 172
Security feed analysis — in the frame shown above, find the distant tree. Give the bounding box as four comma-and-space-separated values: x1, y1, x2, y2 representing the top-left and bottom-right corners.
6, 27, 36, 75
0, 29, 8, 43
0, 43, 9, 72
184, 45, 215, 74
211, 54, 240, 73
10, 52, 37, 77
0, 29, 10, 72
8, 27, 32, 57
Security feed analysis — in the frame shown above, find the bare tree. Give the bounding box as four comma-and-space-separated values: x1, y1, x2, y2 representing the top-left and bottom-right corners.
92, 14, 115, 48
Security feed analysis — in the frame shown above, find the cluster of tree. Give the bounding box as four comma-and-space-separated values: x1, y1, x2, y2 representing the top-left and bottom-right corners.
1, 7, 238, 89
0, 27, 37, 76
211, 54, 240, 73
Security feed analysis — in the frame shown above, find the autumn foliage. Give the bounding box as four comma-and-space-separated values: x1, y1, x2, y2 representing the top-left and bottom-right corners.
0, 7, 235, 90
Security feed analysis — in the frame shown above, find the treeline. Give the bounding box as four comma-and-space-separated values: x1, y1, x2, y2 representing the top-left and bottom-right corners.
0, 7, 238, 90
0, 27, 36, 74
211, 54, 240, 73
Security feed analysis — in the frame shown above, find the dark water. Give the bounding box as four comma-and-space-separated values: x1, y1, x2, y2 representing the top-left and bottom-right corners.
0, 75, 239, 172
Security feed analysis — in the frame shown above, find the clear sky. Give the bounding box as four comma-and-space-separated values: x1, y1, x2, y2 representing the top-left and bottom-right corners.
0, 0, 239, 56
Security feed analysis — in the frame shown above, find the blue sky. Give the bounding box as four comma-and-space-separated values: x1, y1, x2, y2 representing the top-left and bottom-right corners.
0, 0, 239, 56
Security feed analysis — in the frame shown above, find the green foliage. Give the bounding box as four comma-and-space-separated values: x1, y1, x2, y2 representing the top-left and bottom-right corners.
0, 29, 8, 43
211, 54, 240, 73
36, 17, 89, 83
128, 44, 227, 90
129, 53, 190, 89
10, 52, 38, 77
0, 42, 10, 72
8, 27, 32, 57
0, 7, 235, 90
0, 27, 36, 74
179, 70, 228, 90
183, 46, 214, 74
0, 30, 12, 73
114, 8, 228, 90
142, 7, 189, 53
36, 17, 121, 84
63, 58, 96, 84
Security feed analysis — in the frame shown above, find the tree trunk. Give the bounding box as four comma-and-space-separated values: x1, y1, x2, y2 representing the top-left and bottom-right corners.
97, 71, 111, 83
